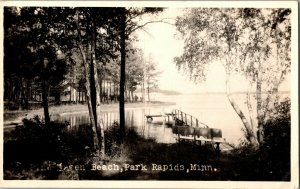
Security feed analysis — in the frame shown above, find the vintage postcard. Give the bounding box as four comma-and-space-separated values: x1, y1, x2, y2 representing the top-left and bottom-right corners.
0, 1, 298, 188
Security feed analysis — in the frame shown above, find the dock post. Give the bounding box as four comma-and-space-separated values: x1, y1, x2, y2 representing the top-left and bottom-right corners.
216, 143, 220, 156
196, 119, 199, 127
191, 115, 193, 127
181, 111, 183, 124
185, 113, 187, 126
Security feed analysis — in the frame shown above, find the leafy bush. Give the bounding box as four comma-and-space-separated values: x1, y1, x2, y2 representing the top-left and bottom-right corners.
4, 116, 94, 179
259, 98, 291, 180
4, 116, 68, 164
229, 98, 291, 181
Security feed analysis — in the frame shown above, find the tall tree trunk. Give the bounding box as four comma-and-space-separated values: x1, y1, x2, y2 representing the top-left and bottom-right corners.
69, 85, 72, 103
147, 83, 150, 102
140, 84, 143, 102
114, 82, 117, 102
25, 78, 30, 109
91, 15, 105, 155
142, 82, 145, 103
124, 85, 128, 102
257, 62, 264, 145
20, 78, 26, 109
109, 82, 112, 101
116, 84, 119, 102
226, 71, 258, 147
119, 9, 126, 138
76, 9, 100, 149
100, 78, 103, 103
7, 78, 12, 102
78, 91, 81, 103
78, 43, 99, 149
106, 81, 109, 103
129, 90, 134, 102
42, 58, 50, 126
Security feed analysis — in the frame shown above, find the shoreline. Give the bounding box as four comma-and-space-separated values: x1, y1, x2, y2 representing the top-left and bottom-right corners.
3, 101, 176, 127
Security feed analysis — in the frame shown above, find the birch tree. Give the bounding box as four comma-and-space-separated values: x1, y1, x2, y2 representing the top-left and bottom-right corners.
239, 8, 291, 143
73, 8, 120, 154
175, 8, 291, 147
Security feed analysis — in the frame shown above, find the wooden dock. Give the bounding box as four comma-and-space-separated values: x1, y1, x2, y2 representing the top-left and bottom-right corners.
172, 109, 209, 128
145, 109, 231, 153
171, 109, 228, 153
145, 113, 175, 122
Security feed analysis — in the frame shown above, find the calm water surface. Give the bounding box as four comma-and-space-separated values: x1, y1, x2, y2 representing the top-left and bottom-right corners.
58, 107, 176, 144
59, 93, 289, 145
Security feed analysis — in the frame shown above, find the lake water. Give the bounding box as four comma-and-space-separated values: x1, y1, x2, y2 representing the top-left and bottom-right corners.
58, 93, 290, 145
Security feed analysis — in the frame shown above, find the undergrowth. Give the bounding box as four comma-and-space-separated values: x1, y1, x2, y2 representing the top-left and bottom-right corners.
4, 98, 290, 181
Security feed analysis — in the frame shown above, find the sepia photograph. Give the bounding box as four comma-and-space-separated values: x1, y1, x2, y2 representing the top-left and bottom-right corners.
0, 1, 298, 188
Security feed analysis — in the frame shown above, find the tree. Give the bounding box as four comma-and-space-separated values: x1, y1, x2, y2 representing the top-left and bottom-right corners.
4, 7, 36, 109
174, 8, 291, 147
99, 58, 120, 103
116, 8, 164, 138
239, 8, 291, 144
126, 48, 144, 102
144, 55, 161, 102
73, 8, 121, 154
4, 7, 117, 152
36, 47, 66, 125
65, 48, 87, 103
4, 7, 68, 125
4, 30, 36, 109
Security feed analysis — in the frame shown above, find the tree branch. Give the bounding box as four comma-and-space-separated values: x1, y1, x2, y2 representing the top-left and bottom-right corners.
129, 19, 175, 34
140, 27, 154, 38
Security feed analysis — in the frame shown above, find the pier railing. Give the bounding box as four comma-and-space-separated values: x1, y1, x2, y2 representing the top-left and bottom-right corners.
173, 109, 209, 128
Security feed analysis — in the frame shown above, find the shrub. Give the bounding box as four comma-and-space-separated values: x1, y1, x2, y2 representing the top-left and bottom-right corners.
4, 116, 94, 179
259, 98, 291, 180
4, 116, 68, 164
229, 98, 291, 181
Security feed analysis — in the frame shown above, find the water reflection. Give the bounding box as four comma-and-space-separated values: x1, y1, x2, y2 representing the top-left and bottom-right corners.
58, 107, 176, 144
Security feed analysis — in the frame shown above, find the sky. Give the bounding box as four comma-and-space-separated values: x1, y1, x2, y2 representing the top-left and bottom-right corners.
135, 8, 291, 94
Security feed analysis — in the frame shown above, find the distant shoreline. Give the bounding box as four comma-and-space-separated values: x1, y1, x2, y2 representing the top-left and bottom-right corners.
148, 90, 290, 96
182, 91, 291, 95
3, 101, 176, 127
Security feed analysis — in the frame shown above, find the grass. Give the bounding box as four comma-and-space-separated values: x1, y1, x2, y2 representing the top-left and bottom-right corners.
3, 118, 222, 180
4, 98, 291, 181
3, 120, 289, 181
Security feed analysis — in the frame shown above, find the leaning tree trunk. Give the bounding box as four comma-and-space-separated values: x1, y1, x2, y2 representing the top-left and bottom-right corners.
91, 15, 105, 156
246, 84, 255, 131
78, 43, 100, 149
225, 71, 258, 147
91, 51, 105, 155
76, 9, 100, 149
119, 9, 126, 138
256, 62, 264, 145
